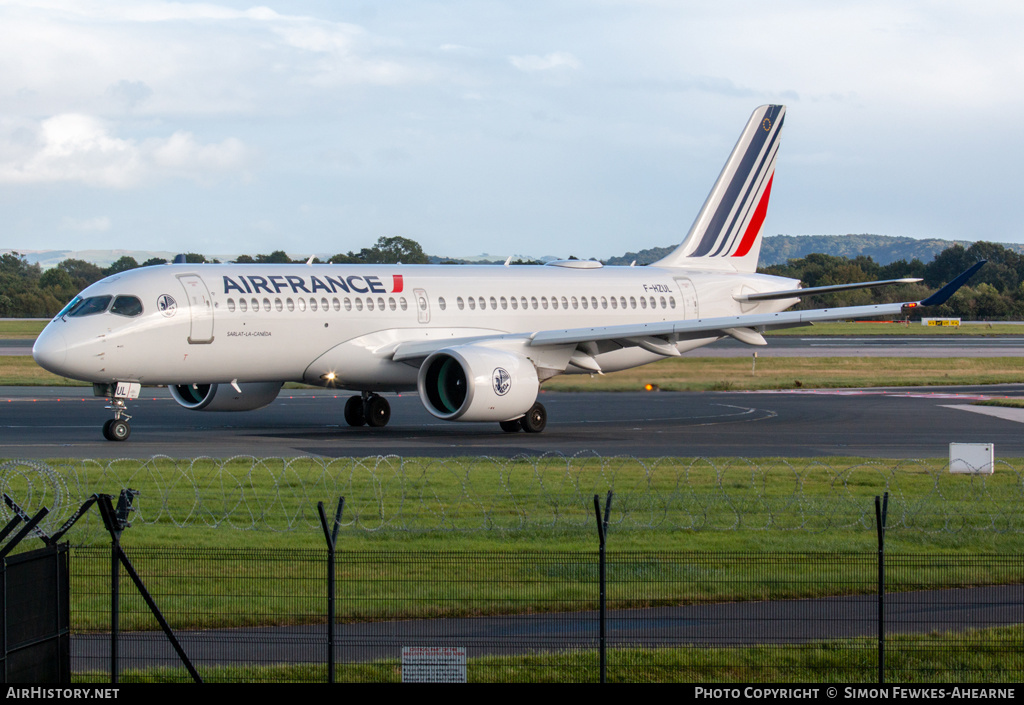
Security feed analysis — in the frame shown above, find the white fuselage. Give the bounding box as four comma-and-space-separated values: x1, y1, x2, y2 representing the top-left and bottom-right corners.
32, 262, 800, 390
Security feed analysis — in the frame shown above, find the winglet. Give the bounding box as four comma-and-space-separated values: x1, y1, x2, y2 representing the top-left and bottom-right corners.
919, 261, 986, 307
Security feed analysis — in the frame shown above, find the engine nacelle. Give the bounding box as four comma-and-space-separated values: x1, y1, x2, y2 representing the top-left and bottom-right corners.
169, 382, 282, 411
417, 346, 539, 422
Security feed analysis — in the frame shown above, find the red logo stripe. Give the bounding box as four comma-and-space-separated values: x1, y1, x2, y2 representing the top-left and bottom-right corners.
392, 274, 404, 293
732, 173, 774, 258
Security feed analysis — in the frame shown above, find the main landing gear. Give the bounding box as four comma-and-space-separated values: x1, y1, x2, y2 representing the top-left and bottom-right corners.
344, 392, 392, 428
499, 401, 547, 434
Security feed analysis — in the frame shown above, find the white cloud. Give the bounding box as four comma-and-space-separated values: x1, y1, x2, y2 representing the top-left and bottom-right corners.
0, 114, 250, 188
508, 52, 581, 72
61, 216, 111, 231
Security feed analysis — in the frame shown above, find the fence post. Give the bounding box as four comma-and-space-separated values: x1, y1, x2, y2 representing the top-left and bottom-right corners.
593, 491, 612, 684
874, 491, 888, 685
318, 497, 344, 684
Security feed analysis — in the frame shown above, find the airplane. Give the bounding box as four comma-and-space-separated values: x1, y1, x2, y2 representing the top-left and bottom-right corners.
31, 104, 983, 441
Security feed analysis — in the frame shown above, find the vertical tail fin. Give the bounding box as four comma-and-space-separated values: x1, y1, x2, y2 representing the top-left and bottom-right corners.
654, 104, 785, 272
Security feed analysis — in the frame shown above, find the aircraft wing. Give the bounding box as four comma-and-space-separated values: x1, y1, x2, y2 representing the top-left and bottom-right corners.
391, 262, 984, 364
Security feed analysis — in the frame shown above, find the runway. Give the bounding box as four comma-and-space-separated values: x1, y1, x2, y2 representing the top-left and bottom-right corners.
4, 384, 1024, 459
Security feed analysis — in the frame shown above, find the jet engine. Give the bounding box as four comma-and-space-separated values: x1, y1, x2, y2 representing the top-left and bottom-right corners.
417, 346, 539, 422
169, 382, 283, 411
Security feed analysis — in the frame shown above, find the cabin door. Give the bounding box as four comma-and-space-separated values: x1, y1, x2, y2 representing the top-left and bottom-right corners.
177, 274, 215, 344
673, 277, 700, 320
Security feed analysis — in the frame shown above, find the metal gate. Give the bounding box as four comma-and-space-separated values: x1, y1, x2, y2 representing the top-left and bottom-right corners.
0, 545, 70, 683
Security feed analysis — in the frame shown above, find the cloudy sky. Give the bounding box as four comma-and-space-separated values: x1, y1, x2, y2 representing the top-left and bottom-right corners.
2, 1, 1022, 260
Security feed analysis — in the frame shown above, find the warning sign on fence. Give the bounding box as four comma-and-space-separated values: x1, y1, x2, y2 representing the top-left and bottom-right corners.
402, 646, 467, 683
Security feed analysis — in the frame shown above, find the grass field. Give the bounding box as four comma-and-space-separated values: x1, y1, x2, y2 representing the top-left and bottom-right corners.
6, 454, 1017, 631
18, 455, 1020, 551
542, 356, 1024, 392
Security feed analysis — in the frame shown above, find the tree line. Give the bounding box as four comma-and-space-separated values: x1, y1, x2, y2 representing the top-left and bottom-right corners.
0, 237, 1012, 320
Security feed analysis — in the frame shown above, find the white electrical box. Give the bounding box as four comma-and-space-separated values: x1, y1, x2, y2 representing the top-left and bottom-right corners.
949, 443, 994, 474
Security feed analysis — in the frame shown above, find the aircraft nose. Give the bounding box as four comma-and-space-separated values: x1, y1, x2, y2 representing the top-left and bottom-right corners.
32, 325, 67, 374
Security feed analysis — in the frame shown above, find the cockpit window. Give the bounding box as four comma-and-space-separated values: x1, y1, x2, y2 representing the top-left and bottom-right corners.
66, 295, 112, 317
55, 296, 82, 319
110, 295, 143, 317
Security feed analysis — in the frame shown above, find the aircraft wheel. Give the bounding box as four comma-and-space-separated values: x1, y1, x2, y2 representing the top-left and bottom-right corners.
344, 396, 366, 426
107, 419, 131, 442
365, 395, 391, 428
520, 402, 547, 433
499, 420, 521, 433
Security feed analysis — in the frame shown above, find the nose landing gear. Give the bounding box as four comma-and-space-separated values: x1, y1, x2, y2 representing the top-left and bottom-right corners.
97, 382, 140, 442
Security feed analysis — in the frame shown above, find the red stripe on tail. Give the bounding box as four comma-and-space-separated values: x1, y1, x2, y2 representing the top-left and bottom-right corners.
731, 173, 774, 258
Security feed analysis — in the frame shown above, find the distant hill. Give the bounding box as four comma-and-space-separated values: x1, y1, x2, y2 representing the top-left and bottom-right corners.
603, 235, 1024, 267
9, 235, 1024, 271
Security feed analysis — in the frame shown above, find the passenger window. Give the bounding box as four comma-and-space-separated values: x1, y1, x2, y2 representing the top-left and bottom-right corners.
571, 296, 578, 309
366, 298, 374, 311
310, 298, 318, 312
561, 297, 568, 309
541, 296, 548, 310
630, 297, 636, 309
355, 298, 363, 311
660, 296, 667, 308
251, 298, 259, 312
439, 297, 447, 311
620, 296, 627, 309
227, 298, 236, 313
457, 297, 465, 310
640, 297, 647, 309
298, 298, 306, 312
520, 296, 528, 310
601, 296, 607, 309
501, 296, 508, 310
669, 297, 676, 309
550, 296, 558, 310
581, 297, 588, 310
591, 296, 598, 309
286, 298, 295, 312
610, 297, 617, 310
239, 299, 248, 312
377, 297, 385, 310
490, 296, 497, 310
511, 297, 518, 310
400, 297, 408, 311
389, 298, 397, 311
478, 296, 485, 310
332, 298, 340, 312
276, 298, 283, 312
344, 298, 352, 311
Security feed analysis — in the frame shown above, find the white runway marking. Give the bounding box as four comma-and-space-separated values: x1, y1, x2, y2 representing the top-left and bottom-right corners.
941, 404, 1024, 424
